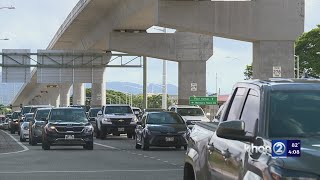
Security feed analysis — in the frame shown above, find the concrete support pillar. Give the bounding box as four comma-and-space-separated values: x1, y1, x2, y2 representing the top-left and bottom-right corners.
73, 83, 85, 105
59, 84, 72, 107
47, 87, 60, 107
178, 61, 206, 105
253, 41, 295, 79
42, 92, 50, 105
33, 96, 41, 105
91, 83, 106, 107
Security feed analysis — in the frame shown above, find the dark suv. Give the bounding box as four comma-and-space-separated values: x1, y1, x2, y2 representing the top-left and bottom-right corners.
184, 79, 320, 180
42, 107, 94, 150
29, 108, 51, 145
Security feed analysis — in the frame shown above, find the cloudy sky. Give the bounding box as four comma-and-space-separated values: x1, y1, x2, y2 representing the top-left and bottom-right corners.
0, 0, 319, 94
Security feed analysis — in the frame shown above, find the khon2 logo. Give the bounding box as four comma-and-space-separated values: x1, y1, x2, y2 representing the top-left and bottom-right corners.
272, 140, 301, 157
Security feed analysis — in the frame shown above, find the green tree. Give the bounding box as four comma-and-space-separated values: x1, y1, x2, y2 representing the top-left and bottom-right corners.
244, 64, 253, 80
295, 25, 320, 77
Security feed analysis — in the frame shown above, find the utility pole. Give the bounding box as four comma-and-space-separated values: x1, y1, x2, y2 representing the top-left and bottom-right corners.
143, 56, 148, 109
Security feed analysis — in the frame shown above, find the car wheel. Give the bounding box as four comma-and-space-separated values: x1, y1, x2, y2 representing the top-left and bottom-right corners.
100, 131, 106, 140
184, 145, 188, 150
127, 133, 133, 139
135, 135, 141, 149
10, 129, 15, 134
96, 128, 100, 139
31, 136, 37, 146
84, 142, 94, 150
42, 137, 50, 150
17, 130, 20, 135
28, 135, 32, 145
142, 137, 149, 151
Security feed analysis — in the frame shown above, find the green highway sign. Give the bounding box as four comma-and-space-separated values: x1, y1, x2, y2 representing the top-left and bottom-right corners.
189, 96, 218, 105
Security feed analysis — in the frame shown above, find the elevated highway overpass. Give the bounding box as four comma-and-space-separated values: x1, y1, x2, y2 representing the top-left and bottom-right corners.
11, 0, 304, 109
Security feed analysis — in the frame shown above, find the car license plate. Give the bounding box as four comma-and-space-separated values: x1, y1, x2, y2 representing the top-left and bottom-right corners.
65, 135, 74, 140
165, 137, 174, 142
118, 128, 125, 132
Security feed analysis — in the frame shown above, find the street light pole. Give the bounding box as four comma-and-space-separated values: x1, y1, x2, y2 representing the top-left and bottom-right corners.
162, 28, 168, 110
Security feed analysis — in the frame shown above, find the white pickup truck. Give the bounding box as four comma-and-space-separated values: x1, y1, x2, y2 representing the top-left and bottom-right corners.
96, 104, 138, 139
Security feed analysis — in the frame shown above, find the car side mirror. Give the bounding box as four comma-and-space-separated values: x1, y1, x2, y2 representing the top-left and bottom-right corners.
216, 120, 254, 142
97, 111, 103, 116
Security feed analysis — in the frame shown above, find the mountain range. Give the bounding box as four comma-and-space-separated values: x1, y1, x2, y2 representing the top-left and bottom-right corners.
85, 82, 178, 95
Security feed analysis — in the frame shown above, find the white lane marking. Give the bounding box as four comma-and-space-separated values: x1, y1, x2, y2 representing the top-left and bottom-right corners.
94, 141, 182, 167
0, 169, 183, 174
0, 130, 29, 156
94, 143, 120, 150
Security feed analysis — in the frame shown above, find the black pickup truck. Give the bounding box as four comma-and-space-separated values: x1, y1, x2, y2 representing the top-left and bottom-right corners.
184, 79, 320, 180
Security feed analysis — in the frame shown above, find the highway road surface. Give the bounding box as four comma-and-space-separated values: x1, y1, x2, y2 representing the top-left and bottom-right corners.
0, 130, 185, 180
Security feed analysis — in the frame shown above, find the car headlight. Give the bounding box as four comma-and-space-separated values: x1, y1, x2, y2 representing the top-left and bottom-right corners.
103, 118, 111, 122
131, 117, 138, 122
46, 125, 56, 132
83, 125, 93, 134
269, 166, 318, 180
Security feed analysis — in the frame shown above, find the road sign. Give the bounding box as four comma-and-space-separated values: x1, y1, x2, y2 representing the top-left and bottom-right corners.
191, 83, 197, 92
273, 66, 282, 77
189, 96, 217, 105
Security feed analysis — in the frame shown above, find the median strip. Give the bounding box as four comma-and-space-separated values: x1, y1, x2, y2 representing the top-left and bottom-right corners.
0, 130, 29, 156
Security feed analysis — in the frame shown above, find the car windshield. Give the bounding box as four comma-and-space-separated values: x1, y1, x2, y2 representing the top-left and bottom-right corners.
49, 109, 88, 123
22, 122, 29, 128
35, 109, 50, 120
147, 112, 185, 124
105, 106, 133, 114
269, 91, 320, 138
89, 109, 101, 117
25, 114, 33, 118
21, 107, 32, 115
177, 108, 204, 116
12, 112, 20, 119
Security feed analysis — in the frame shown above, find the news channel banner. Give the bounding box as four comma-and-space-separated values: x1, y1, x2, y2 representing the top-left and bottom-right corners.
272, 140, 301, 158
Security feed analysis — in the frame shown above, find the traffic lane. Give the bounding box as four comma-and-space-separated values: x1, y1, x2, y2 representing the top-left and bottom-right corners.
94, 135, 186, 167
0, 170, 182, 180
0, 134, 183, 180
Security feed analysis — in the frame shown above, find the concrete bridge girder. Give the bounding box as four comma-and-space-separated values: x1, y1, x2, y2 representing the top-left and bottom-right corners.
108, 32, 213, 62
158, 0, 304, 42
13, 0, 305, 108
